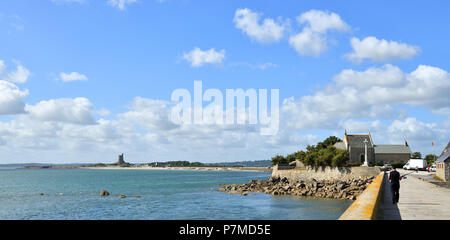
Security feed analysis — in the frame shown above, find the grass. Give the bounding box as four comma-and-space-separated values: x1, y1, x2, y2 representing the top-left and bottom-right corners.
433, 176, 444, 182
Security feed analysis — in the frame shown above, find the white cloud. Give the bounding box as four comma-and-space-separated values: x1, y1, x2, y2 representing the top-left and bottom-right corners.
60, 72, 88, 82
183, 47, 225, 67
282, 64, 450, 130
25, 98, 96, 125
0, 61, 5, 75
346, 36, 420, 63
0, 60, 30, 83
289, 28, 327, 57
0, 94, 319, 163
289, 10, 349, 56
107, 0, 137, 10
386, 117, 450, 152
388, 117, 437, 141
333, 64, 405, 90
338, 119, 383, 133
118, 97, 178, 131
234, 8, 287, 44
297, 9, 350, 34
2, 62, 448, 162
0, 80, 29, 115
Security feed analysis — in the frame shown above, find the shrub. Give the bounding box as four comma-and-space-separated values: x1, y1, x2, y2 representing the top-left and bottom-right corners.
433, 176, 444, 182
391, 162, 405, 168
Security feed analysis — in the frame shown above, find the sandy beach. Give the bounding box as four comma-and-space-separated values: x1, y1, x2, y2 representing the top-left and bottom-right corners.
81, 166, 272, 173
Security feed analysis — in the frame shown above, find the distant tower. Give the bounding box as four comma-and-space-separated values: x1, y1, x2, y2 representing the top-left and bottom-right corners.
117, 153, 125, 165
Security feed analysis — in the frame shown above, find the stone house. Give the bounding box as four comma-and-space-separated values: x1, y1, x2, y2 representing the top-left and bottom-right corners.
436, 142, 450, 182
334, 131, 411, 165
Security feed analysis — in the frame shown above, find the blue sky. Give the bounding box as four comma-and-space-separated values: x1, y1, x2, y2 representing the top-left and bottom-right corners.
0, 0, 449, 163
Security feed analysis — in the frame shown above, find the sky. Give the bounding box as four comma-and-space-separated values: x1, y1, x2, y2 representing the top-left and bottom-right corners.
0, 0, 449, 164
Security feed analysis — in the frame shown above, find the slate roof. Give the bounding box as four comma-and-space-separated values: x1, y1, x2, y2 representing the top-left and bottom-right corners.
436, 152, 450, 163
436, 141, 450, 163
374, 145, 411, 154
440, 141, 450, 156
346, 135, 373, 148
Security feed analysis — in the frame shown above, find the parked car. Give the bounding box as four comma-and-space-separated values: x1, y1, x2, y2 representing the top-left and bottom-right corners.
427, 164, 436, 172
380, 164, 393, 171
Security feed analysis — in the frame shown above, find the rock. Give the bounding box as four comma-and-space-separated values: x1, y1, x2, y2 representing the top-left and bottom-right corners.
100, 190, 110, 196
219, 175, 373, 200
39, 193, 45, 196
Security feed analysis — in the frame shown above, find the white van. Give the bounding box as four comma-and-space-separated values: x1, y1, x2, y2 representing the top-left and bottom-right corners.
403, 159, 427, 170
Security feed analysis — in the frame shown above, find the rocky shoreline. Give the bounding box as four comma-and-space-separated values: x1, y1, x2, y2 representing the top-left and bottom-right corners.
219, 176, 375, 200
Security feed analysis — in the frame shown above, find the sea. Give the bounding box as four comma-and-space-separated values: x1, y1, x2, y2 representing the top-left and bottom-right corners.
0, 168, 352, 220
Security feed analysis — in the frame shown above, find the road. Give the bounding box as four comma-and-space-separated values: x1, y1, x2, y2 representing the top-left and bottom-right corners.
378, 169, 450, 220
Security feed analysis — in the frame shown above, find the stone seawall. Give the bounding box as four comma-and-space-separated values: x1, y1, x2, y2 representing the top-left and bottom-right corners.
339, 172, 385, 220
271, 166, 380, 182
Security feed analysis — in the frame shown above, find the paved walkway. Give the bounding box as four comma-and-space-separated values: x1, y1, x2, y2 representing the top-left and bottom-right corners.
379, 169, 450, 220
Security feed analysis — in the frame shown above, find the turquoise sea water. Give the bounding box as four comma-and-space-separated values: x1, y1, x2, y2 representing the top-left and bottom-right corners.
0, 168, 352, 220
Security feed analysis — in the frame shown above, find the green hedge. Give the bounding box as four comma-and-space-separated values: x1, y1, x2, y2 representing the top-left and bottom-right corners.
391, 162, 405, 168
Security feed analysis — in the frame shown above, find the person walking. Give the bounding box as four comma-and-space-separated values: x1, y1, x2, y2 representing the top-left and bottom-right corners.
388, 166, 402, 204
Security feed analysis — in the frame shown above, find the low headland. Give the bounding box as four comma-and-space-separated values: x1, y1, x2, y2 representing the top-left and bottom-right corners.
17, 159, 272, 173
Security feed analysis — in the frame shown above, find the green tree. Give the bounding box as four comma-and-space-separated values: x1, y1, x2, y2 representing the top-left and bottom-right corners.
331, 149, 349, 167
271, 136, 348, 168
411, 152, 422, 159
321, 136, 343, 148
285, 153, 296, 163
306, 145, 316, 153
424, 154, 438, 166
304, 152, 316, 167
271, 155, 288, 166
294, 151, 306, 162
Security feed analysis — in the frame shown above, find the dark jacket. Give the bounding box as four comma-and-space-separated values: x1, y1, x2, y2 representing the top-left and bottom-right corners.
389, 170, 401, 185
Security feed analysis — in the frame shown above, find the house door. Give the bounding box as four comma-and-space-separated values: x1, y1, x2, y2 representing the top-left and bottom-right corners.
360, 154, 365, 163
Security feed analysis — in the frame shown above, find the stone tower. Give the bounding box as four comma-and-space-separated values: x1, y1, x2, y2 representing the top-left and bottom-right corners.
117, 153, 125, 165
